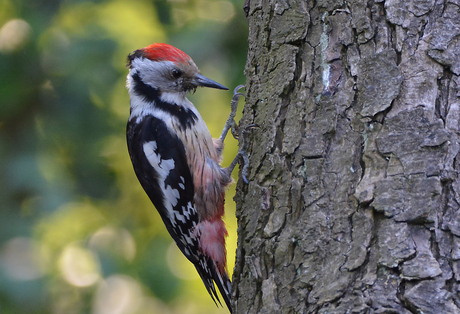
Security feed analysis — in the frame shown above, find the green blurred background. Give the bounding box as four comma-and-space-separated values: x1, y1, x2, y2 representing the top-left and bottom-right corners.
0, 0, 248, 312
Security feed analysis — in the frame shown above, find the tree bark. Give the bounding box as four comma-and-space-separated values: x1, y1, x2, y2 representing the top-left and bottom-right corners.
233, 0, 460, 313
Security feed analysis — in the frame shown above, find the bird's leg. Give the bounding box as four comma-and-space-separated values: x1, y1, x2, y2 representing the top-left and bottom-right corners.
219, 85, 257, 184
219, 85, 245, 143
225, 124, 258, 184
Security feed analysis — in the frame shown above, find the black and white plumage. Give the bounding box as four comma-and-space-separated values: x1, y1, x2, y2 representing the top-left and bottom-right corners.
125, 43, 233, 312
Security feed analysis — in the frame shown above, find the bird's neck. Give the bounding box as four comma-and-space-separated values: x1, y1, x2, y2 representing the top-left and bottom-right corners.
127, 72, 199, 131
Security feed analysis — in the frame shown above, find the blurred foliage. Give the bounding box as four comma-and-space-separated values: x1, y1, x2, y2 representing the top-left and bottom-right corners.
0, 0, 248, 313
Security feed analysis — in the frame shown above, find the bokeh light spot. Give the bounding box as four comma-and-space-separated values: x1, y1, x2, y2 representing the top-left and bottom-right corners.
93, 275, 143, 314
0, 237, 50, 281
0, 19, 31, 53
89, 226, 136, 262
59, 244, 101, 287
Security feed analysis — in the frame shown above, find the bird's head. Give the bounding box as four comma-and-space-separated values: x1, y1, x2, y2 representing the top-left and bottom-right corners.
127, 43, 228, 94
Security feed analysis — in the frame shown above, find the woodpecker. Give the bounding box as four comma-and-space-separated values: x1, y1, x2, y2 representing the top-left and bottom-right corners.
126, 43, 243, 312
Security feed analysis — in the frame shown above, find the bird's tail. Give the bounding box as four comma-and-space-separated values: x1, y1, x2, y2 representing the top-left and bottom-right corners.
195, 256, 232, 313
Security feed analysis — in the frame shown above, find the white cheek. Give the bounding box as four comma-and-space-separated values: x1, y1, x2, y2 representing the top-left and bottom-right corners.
133, 58, 176, 87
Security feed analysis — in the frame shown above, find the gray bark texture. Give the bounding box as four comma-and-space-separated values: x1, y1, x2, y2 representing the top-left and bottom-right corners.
232, 0, 460, 313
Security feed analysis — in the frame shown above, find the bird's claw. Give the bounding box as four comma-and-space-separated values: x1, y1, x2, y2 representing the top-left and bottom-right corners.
220, 85, 245, 142
237, 124, 258, 184
221, 85, 259, 183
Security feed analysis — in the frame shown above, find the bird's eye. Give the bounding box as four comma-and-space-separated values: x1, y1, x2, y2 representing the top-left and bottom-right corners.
171, 68, 182, 79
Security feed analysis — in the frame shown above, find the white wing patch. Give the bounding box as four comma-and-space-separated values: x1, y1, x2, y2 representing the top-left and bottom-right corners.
178, 176, 186, 190
143, 141, 180, 214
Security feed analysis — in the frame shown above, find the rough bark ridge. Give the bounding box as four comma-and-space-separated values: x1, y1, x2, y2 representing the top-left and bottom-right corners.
233, 0, 460, 313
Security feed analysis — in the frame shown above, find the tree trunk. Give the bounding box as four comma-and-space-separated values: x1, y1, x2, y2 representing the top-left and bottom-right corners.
232, 0, 460, 313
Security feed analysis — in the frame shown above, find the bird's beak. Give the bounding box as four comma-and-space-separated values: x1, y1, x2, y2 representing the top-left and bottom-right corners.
194, 74, 229, 90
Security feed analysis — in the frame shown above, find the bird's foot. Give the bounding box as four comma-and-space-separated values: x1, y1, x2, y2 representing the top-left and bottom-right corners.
226, 124, 258, 184
219, 85, 245, 142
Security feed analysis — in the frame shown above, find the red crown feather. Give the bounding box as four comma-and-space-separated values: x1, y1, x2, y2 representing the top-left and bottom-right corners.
142, 43, 191, 64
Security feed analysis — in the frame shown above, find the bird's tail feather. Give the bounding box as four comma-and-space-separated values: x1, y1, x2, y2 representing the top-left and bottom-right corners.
195, 256, 232, 313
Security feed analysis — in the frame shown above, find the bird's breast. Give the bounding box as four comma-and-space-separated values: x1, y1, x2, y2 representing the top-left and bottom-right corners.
175, 119, 227, 220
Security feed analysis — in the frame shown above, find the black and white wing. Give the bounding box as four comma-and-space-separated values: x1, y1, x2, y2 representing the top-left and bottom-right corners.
127, 115, 196, 243
126, 115, 232, 311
